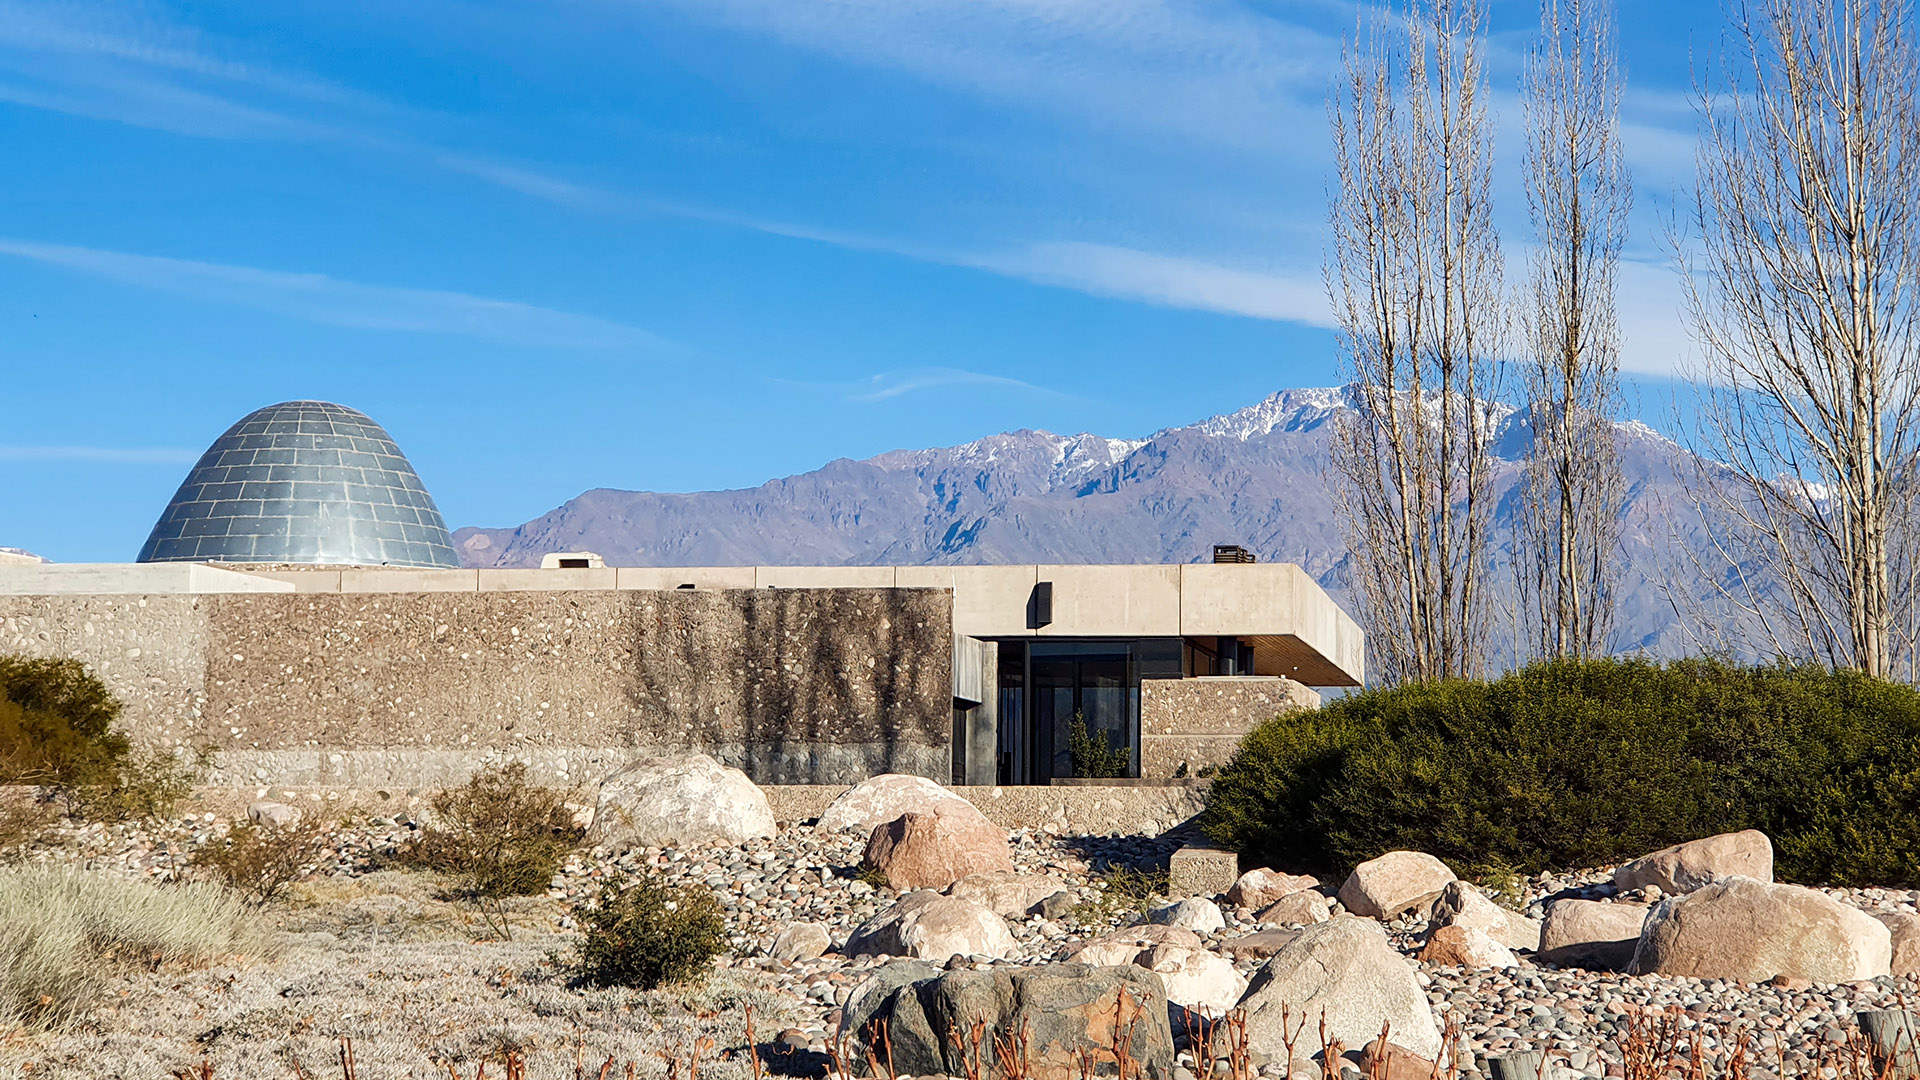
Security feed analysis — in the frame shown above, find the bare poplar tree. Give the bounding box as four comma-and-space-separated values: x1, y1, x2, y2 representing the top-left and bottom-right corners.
1516, 0, 1631, 661
1676, 0, 1920, 679
1326, 0, 1504, 685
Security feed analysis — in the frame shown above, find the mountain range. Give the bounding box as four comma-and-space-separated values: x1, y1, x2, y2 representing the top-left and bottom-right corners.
453, 388, 1703, 661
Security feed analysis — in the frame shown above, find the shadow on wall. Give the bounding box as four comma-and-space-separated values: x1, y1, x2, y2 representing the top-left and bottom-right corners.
618, 588, 952, 784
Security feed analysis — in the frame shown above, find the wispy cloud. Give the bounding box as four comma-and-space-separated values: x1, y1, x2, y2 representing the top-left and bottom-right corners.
964, 242, 1331, 326
644, 0, 1340, 151
848, 367, 1070, 402
0, 445, 197, 464
0, 1, 380, 139
0, 238, 666, 350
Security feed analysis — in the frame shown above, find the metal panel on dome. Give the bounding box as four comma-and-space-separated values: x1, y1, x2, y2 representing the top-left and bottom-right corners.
138, 401, 460, 569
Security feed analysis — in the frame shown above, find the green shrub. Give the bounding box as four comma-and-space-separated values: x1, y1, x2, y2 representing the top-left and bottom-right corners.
1071, 864, 1168, 928
0, 866, 254, 1029
195, 817, 332, 905
399, 762, 579, 895
1201, 657, 1920, 886
0, 656, 128, 787
575, 878, 728, 989
394, 762, 579, 938
1067, 714, 1132, 778
0, 656, 205, 822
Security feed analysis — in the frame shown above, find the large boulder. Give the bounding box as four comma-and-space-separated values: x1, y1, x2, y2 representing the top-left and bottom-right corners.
1069, 924, 1206, 960
587, 753, 776, 848
1429, 880, 1541, 951
1878, 912, 1920, 978
1358, 1041, 1442, 1080
819, 774, 984, 833
1219, 929, 1303, 961
1238, 916, 1442, 1060
247, 800, 300, 827
1337, 852, 1457, 921
1226, 869, 1320, 910
1070, 938, 1245, 1014
1418, 924, 1517, 968
944, 872, 1070, 919
1537, 899, 1650, 970
864, 811, 1016, 891
839, 962, 1175, 1080
1257, 891, 1332, 926
1613, 830, 1773, 894
1147, 897, 1226, 934
1629, 876, 1891, 982
770, 922, 832, 964
844, 891, 1016, 963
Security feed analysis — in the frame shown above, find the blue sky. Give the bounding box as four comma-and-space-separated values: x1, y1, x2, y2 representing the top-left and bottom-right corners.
0, 0, 1714, 562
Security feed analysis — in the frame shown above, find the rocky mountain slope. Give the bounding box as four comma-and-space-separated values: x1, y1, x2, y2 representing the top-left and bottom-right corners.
453, 388, 1703, 658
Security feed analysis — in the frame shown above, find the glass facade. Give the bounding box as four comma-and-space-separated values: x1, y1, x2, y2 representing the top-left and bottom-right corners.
138, 400, 460, 568
995, 638, 1184, 785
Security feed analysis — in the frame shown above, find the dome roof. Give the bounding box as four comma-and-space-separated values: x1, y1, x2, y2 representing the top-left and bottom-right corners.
138, 400, 460, 568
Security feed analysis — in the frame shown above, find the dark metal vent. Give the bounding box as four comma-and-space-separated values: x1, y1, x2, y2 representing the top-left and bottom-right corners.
1212, 544, 1257, 564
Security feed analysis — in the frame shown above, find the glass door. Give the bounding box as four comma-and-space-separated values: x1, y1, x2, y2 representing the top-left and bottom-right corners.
1030, 641, 1134, 781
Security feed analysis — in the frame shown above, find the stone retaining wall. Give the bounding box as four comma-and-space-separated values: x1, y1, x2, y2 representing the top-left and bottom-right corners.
0, 588, 953, 785
186, 780, 1211, 837
1138, 676, 1319, 778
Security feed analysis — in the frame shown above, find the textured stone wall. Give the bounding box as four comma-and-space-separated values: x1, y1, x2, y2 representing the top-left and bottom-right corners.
0, 588, 953, 785
1138, 676, 1319, 779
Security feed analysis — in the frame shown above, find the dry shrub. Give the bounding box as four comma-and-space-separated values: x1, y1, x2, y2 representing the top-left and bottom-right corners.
0, 792, 52, 861
66, 745, 208, 823
196, 817, 333, 905
0, 866, 254, 1029
1073, 865, 1168, 928
395, 762, 579, 939
576, 878, 728, 990
398, 762, 579, 896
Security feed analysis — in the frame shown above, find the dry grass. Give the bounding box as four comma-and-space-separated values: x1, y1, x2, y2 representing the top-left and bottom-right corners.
0, 866, 256, 1030
194, 817, 334, 905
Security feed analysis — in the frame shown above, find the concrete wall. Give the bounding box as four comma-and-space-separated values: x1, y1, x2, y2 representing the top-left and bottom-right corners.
1138, 676, 1320, 779
223, 562, 1364, 686
0, 587, 954, 786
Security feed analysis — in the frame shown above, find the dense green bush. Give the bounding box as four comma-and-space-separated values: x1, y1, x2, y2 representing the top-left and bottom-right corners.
0, 656, 129, 787
575, 878, 728, 989
0, 656, 203, 821
1201, 657, 1920, 886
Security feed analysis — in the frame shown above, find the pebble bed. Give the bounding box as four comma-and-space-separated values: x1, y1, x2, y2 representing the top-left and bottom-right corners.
16, 813, 1920, 1080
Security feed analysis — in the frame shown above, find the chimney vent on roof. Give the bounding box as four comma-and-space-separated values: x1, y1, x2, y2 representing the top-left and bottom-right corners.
1213, 545, 1256, 564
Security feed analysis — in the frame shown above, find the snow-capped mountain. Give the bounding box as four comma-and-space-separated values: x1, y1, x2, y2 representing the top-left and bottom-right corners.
452, 387, 1700, 657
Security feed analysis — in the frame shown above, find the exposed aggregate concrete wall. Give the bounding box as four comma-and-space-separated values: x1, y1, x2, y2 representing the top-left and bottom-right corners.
0, 588, 953, 785
1138, 676, 1319, 779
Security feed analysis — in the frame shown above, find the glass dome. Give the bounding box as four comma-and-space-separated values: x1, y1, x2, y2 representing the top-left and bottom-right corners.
137, 400, 461, 568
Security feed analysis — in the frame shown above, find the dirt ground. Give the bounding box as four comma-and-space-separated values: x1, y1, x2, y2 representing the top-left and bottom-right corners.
1, 872, 816, 1080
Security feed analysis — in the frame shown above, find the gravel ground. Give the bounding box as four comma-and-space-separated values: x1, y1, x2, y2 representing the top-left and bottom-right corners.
3, 813, 1917, 1080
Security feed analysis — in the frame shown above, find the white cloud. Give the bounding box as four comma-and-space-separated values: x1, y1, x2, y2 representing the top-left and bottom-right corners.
849, 367, 1068, 402
0, 445, 197, 464
1615, 255, 1700, 376
966, 241, 1331, 325
0, 238, 666, 350
641, 0, 1339, 150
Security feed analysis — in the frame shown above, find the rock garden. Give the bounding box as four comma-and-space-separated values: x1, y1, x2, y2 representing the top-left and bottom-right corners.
5, 657, 1920, 1080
